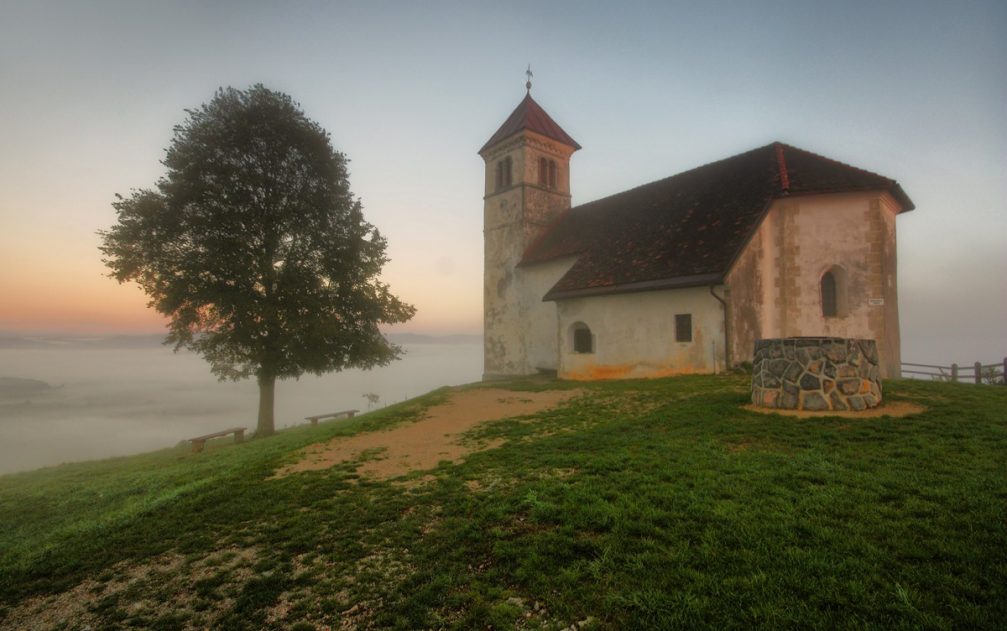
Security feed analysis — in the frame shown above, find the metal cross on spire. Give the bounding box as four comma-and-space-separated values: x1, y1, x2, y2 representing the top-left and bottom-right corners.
525, 64, 534, 93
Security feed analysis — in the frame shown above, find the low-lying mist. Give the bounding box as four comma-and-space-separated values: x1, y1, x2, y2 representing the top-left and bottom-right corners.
0, 336, 481, 475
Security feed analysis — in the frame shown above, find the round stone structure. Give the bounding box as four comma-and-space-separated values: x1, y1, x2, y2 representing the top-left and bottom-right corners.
751, 337, 882, 411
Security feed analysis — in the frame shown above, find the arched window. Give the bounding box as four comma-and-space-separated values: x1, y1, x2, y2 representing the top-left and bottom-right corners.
537, 158, 559, 189
821, 265, 848, 317
503, 156, 512, 187
571, 322, 593, 354
495, 161, 503, 191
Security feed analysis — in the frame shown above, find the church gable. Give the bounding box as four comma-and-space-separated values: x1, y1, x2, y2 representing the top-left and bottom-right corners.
725, 191, 905, 377
521, 143, 913, 301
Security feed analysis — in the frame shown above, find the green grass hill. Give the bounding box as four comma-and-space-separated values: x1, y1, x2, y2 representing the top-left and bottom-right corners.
1, 375, 1004, 629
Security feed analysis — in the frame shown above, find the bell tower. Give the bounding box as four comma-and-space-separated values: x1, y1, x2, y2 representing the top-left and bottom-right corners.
480, 79, 580, 379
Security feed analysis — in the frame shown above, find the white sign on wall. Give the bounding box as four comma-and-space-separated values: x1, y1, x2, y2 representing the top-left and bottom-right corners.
868, 298, 884, 306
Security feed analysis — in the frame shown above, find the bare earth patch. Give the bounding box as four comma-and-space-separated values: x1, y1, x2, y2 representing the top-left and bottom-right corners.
742, 400, 926, 418
4, 553, 187, 630
273, 387, 583, 480
2, 546, 271, 630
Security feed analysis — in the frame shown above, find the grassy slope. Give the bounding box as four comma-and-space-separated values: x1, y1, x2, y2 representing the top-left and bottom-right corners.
0, 376, 1004, 630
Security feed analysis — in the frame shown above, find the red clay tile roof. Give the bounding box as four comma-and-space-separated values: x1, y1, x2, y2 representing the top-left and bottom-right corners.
479, 93, 581, 155
521, 142, 914, 301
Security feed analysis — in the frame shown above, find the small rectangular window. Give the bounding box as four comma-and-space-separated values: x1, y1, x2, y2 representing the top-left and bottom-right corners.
675, 314, 692, 343
573, 327, 593, 353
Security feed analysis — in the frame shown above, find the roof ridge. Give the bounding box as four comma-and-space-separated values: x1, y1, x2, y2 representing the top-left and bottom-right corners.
776, 142, 896, 185
774, 142, 790, 193
567, 143, 777, 215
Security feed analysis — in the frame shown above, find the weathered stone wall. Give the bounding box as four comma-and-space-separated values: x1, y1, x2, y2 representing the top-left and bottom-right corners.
751, 337, 882, 411
482, 130, 577, 379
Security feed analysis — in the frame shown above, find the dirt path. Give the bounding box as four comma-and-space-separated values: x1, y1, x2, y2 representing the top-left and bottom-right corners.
274, 388, 583, 480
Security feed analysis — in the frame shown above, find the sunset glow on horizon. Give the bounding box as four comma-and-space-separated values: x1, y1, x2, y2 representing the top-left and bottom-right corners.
1, 1, 1004, 362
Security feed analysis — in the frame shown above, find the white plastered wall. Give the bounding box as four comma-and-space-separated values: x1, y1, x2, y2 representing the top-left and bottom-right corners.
555, 286, 726, 380
519, 257, 578, 372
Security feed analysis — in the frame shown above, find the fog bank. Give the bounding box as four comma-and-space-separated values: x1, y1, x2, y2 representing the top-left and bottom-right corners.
0, 339, 481, 475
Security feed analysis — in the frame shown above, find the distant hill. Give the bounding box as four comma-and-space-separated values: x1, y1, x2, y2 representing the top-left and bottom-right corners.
0, 334, 164, 350
0, 333, 478, 350
0, 376, 54, 397
385, 333, 481, 345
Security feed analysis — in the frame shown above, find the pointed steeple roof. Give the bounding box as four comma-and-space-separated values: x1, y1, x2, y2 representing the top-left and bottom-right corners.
479, 93, 581, 155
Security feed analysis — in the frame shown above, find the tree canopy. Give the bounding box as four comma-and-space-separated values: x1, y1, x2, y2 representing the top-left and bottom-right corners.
99, 85, 415, 436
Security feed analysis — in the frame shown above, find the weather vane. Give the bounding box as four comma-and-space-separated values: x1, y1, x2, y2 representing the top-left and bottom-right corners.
525, 64, 533, 93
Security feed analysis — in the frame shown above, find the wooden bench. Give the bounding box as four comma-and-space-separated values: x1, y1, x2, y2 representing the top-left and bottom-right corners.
187, 427, 246, 453
304, 409, 359, 426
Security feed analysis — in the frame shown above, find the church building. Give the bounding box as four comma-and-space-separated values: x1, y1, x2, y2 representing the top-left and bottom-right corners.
481, 87, 913, 381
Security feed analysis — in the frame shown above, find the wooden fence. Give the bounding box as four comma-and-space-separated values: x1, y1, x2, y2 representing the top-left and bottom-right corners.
901, 358, 1006, 384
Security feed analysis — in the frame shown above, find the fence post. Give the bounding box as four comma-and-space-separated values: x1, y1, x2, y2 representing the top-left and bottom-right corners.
951, 363, 958, 382
975, 361, 982, 384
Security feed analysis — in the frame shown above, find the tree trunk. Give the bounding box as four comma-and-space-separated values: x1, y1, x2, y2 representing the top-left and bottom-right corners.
256, 374, 276, 437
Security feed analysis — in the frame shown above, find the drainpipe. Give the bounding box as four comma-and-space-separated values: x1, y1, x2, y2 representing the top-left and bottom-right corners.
709, 285, 730, 372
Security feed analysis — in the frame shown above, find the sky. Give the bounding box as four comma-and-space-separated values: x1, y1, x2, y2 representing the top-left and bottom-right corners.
0, 0, 1004, 363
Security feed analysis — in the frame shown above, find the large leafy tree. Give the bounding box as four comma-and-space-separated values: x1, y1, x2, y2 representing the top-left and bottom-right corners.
100, 85, 415, 436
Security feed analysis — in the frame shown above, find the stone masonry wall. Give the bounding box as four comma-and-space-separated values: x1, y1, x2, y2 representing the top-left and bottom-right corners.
751, 337, 882, 411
